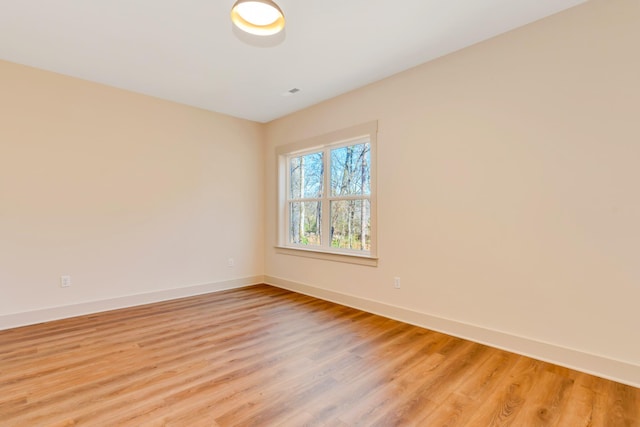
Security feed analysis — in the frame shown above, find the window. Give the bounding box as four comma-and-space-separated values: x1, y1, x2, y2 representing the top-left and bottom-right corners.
276, 121, 377, 265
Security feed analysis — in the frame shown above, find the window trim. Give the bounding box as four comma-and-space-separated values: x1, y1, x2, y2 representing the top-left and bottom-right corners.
276, 121, 378, 265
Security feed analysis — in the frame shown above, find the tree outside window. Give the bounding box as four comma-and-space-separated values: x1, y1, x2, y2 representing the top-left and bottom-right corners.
277, 121, 377, 263
287, 140, 371, 254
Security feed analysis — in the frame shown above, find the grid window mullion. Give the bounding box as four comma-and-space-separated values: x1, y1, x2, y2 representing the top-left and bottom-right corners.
283, 130, 374, 255
321, 148, 331, 248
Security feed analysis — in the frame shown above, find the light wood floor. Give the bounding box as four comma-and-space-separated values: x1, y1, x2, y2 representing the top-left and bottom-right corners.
1, 285, 638, 426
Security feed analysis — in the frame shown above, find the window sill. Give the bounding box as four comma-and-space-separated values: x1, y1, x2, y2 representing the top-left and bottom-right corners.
274, 246, 378, 267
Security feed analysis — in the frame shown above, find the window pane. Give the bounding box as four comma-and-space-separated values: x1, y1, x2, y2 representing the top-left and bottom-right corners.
330, 199, 371, 251
289, 152, 323, 199
289, 201, 322, 246
330, 143, 370, 197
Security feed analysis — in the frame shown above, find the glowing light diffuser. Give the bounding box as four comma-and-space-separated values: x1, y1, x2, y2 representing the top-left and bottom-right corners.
231, 0, 285, 36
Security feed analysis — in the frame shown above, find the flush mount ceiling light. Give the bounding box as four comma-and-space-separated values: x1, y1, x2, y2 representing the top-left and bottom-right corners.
231, 0, 285, 36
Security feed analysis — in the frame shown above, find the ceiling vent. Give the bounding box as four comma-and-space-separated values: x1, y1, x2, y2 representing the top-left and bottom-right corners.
283, 88, 301, 97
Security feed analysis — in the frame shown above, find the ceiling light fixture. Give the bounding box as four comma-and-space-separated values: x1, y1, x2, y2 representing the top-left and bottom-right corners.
231, 0, 285, 36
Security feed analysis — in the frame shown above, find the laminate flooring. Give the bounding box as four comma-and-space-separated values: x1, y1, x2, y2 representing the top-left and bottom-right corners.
1, 284, 638, 426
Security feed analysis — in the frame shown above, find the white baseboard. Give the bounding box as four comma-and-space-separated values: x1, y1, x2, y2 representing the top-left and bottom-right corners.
265, 275, 640, 388
0, 275, 264, 331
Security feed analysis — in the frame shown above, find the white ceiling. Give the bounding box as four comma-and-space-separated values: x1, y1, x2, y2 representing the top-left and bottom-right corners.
0, 0, 586, 123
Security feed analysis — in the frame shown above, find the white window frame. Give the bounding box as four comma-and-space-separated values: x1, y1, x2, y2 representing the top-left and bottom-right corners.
276, 121, 378, 266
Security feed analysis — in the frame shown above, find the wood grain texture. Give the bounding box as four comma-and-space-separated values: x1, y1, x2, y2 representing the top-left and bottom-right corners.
1, 284, 638, 426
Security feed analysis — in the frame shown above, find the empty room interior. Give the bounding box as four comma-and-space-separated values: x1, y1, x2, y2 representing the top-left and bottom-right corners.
1, 0, 639, 425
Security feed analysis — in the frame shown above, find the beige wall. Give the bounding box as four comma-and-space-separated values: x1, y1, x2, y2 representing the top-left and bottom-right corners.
0, 60, 264, 317
265, 0, 640, 371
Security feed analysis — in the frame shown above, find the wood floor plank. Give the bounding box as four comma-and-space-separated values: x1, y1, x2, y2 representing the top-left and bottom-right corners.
463, 356, 546, 426
508, 369, 575, 426
416, 392, 476, 427
456, 349, 520, 402
366, 341, 491, 426
1, 284, 638, 426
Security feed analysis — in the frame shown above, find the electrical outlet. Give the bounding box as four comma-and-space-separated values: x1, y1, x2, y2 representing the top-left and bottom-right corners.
227, 258, 235, 267
60, 275, 72, 288
393, 277, 401, 289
